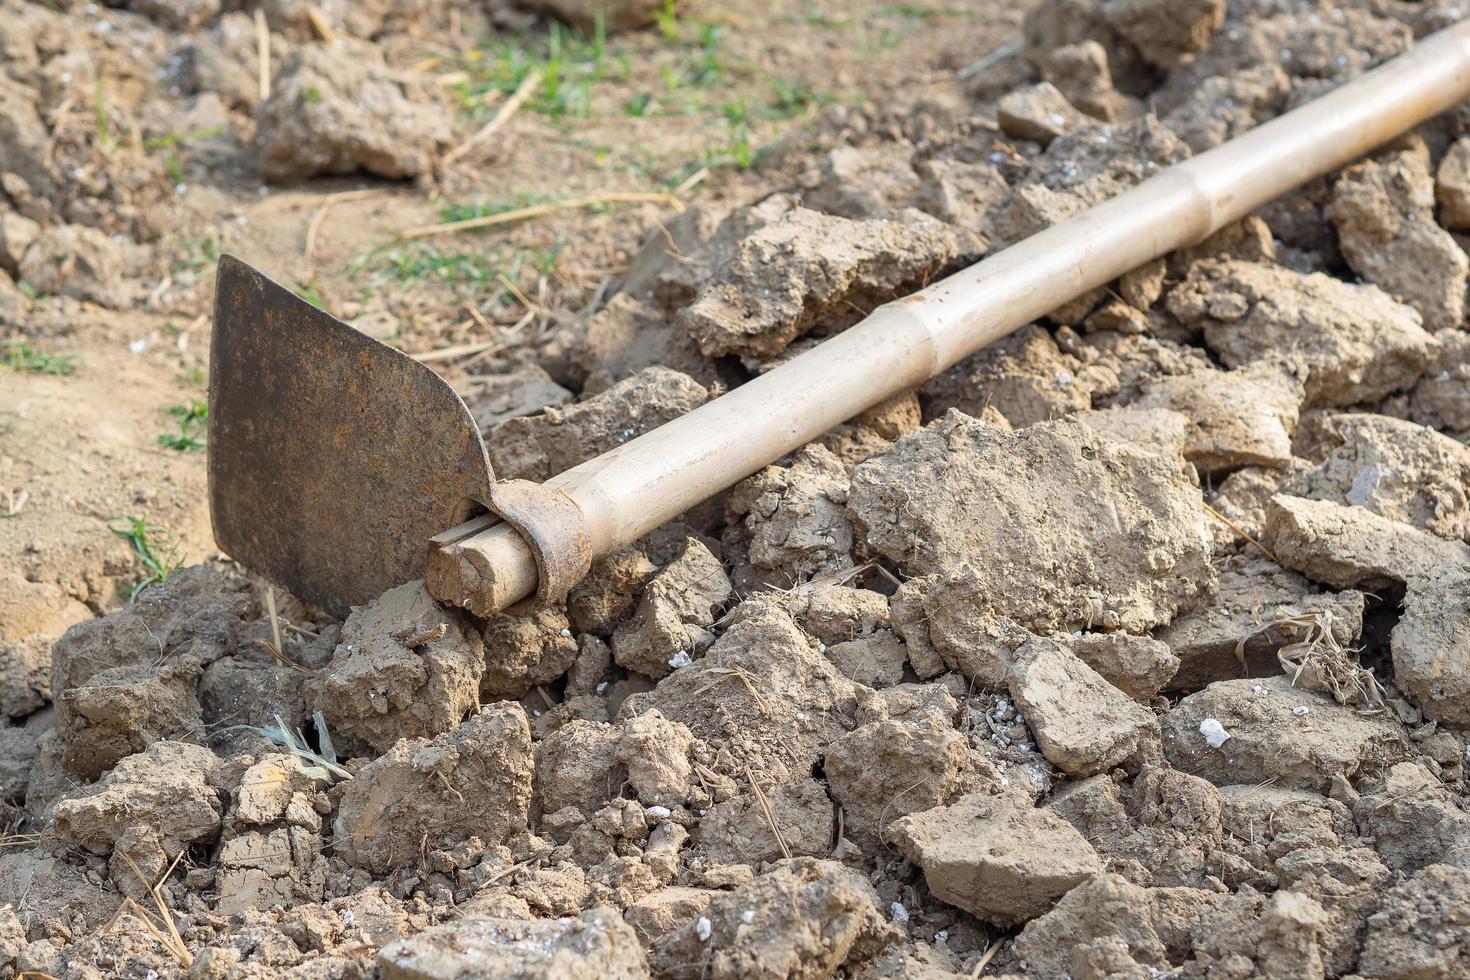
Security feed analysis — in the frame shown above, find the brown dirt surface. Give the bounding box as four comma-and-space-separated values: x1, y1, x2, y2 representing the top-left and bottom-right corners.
7, 0, 1470, 978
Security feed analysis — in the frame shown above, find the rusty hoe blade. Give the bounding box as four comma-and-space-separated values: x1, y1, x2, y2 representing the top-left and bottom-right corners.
209, 255, 497, 617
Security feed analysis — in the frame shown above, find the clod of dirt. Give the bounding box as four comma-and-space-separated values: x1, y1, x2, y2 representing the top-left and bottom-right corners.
1035, 40, 1138, 122
849, 411, 1214, 634
463, 363, 573, 429
1437, 137, 1470, 230
617, 600, 859, 786
651, 858, 899, 980
255, 39, 453, 181
1160, 676, 1409, 792
625, 886, 715, 951
334, 704, 533, 873
1065, 631, 1178, 702
1128, 362, 1304, 475
1008, 638, 1161, 776
1354, 762, 1470, 874
378, 907, 650, 980
1283, 412, 1470, 544
0, 77, 53, 202
131, 0, 219, 30
679, 207, 972, 359
986, 116, 1192, 246
826, 707, 994, 850
1186, 887, 1331, 978
51, 740, 221, 858
489, 366, 710, 482
1328, 141, 1468, 333
481, 606, 579, 700
1168, 259, 1437, 407
724, 445, 853, 589
997, 82, 1089, 146
913, 158, 1011, 231
0, 634, 49, 720
17, 224, 134, 308
568, 548, 657, 637
1157, 556, 1365, 691
1104, 0, 1224, 69
697, 777, 832, 865
1159, 63, 1285, 153
1407, 329, 1470, 436
779, 584, 889, 647
611, 536, 730, 679
886, 790, 1103, 926
50, 565, 255, 780
1010, 873, 1170, 978
0, 212, 39, 278
797, 143, 922, 220
317, 581, 483, 755
516, 0, 664, 32
542, 293, 720, 396
1263, 494, 1470, 725
920, 325, 1102, 427
823, 630, 907, 688
1357, 864, 1470, 980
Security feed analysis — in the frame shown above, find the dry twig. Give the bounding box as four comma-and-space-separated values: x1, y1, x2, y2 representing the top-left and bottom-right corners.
401, 192, 684, 240
443, 68, 542, 166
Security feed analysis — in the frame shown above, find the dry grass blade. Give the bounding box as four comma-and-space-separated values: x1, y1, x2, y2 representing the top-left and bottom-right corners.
1202, 500, 1280, 565
693, 667, 771, 713
255, 8, 271, 102
412, 339, 503, 363
113, 849, 193, 968
970, 941, 1001, 977
443, 68, 542, 167
257, 587, 315, 675
745, 765, 792, 860
1238, 609, 1386, 711
306, 6, 336, 43
400, 192, 684, 240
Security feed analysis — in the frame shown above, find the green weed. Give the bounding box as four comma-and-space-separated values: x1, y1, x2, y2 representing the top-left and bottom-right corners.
3, 341, 77, 376
157, 400, 208, 452
294, 280, 326, 309
109, 516, 183, 601
653, 0, 679, 40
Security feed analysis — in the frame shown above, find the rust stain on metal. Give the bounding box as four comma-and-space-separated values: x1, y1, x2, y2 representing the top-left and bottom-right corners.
209, 255, 496, 617
486, 479, 592, 611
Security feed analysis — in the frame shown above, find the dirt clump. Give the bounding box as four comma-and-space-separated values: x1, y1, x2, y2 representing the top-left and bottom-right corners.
611, 536, 731, 679
1007, 637, 1161, 777
1284, 412, 1470, 544
1328, 140, 1468, 333
1168, 259, 1438, 407
618, 600, 860, 786
378, 907, 650, 979
255, 39, 453, 181
1357, 864, 1470, 979
49, 565, 256, 780
679, 207, 974, 359
317, 580, 484, 754
887, 790, 1103, 926
334, 704, 533, 873
724, 445, 854, 589
997, 82, 1089, 146
651, 858, 899, 980
1160, 676, 1409, 792
920, 325, 1102, 427
825, 707, 995, 850
489, 366, 709, 482
481, 605, 579, 699
1127, 362, 1303, 475
849, 411, 1214, 635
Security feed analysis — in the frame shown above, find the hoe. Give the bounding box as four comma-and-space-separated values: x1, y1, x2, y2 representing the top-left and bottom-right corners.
211, 21, 1470, 621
